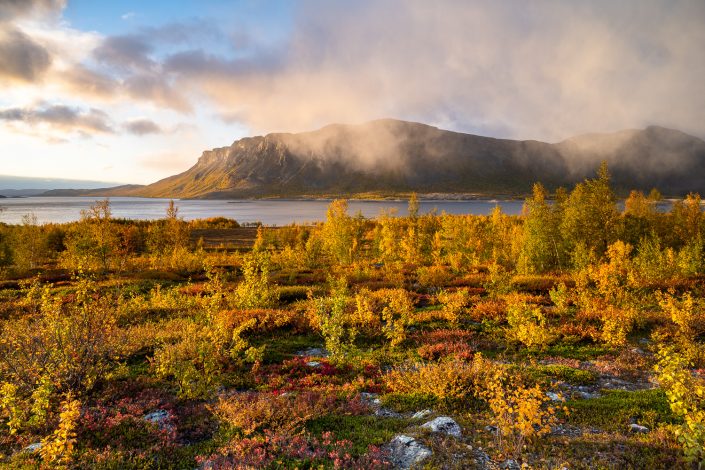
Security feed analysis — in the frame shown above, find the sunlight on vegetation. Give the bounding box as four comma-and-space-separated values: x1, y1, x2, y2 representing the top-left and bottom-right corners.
0, 167, 704, 467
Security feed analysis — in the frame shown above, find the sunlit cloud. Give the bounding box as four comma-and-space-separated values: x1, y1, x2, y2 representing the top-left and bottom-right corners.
0, 0, 704, 183
0, 103, 113, 134
123, 118, 162, 135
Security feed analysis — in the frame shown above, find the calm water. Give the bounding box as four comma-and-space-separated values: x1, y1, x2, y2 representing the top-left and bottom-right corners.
0, 197, 526, 225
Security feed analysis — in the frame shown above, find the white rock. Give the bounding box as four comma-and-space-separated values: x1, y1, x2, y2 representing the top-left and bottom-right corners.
375, 407, 402, 418
387, 435, 432, 469
629, 423, 650, 434
546, 391, 564, 402
421, 416, 462, 438
411, 409, 432, 420
306, 361, 321, 367
23, 442, 42, 453
143, 409, 172, 431
500, 459, 521, 469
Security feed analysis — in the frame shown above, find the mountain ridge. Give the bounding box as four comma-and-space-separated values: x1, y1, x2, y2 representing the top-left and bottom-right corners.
43, 120, 705, 198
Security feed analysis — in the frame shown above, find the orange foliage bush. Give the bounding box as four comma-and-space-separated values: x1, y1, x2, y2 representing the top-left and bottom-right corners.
470, 299, 507, 322
211, 391, 335, 436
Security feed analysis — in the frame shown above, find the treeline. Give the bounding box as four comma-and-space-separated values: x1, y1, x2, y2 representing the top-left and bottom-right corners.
0, 201, 244, 275
0, 162, 703, 281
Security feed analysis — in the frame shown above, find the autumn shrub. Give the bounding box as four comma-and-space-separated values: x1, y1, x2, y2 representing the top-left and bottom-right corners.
478, 368, 564, 460
654, 345, 705, 465
412, 328, 475, 346
218, 308, 308, 335
232, 250, 278, 309
657, 290, 704, 342
484, 262, 515, 297
211, 391, 334, 436
311, 278, 358, 361
0, 278, 122, 395
353, 288, 414, 346
150, 322, 223, 399
384, 355, 493, 402
436, 287, 472, 326
81, 392, 177, 455
197, 430, 390, 469
416, 265, 453, 290
40, 396, 81, 468
151, 310, 264, 398
548, 281, 570, 315
417, 341, 474, 362
600, 305, 637, 346
505, 296, 554, 349
470, 298, 507, 322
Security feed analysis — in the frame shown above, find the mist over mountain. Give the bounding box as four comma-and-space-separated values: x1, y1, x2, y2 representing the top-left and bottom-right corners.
48, 119, 705, 198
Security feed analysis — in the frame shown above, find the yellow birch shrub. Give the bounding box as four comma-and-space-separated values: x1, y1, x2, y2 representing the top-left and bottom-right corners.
384, 355, 493, 401
436, 288, 472, 326
506, 296, 553, 349
40, 397, 80, 468
657, 290, 702, 342
655, 345, 705, 465
233, 251, 278, 310
600, 305, 637, 347
353, 288, 414, 347
312, 278, 357, 361
0, 382, 22, 435
479, 368, 563, 459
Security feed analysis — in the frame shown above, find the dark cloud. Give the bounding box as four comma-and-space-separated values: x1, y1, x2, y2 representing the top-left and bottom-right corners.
0, 104, 114, 134
124, 73, 192, 112
149, 0, 705, 140
0, 0, 65, 21
123, 118, 162, 135
93, 34, 155, 71
0, 28, 52, 82
59, 65, 119, 99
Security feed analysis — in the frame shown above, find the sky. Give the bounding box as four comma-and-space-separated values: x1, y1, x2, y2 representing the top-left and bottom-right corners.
1, 0, 704, 185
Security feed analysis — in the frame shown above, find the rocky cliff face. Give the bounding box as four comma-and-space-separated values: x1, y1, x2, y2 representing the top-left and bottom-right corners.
62, 119, 705, 198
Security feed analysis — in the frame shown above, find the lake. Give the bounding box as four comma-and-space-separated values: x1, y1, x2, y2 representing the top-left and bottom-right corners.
0, 197, 526, 225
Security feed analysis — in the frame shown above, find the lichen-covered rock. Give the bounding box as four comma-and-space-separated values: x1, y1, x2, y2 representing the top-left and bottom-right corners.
387, 435, 432, 469
629, 423, 650, 433
143, 409, 173, 431
421, 416, 462, 438
411, 409, 432, 420
23, 442, 42, 453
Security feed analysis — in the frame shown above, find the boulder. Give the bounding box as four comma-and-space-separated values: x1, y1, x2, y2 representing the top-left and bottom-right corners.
421, 416, 462, 438
411, 409, 432, 420
629, 423, 650, 434
387, 435, 432, 469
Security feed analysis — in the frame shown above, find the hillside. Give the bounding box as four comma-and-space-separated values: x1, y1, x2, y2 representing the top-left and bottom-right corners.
48, 119, 705, 198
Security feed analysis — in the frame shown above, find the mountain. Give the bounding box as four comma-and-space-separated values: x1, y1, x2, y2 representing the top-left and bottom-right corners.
0, 175, 127, 197
46, 119, 705, 198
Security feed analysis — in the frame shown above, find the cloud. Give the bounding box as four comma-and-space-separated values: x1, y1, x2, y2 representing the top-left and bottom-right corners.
123, 73, 192, 112
93, 34, 155, 71
123, 118, 162, 135
0, 27, 52, 82
0, 103, 114, 134
3, 0, 705, 151
57, 64, 119, 99
145, 0, 705, 141
0, 0, 65, 22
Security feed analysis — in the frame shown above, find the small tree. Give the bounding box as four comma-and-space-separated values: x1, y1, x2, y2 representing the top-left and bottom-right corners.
518, 183, 566, 273
560, 162, 619, 259
321, 199, 364, 265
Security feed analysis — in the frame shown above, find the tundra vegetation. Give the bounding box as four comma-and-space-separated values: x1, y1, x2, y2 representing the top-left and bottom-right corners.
0, 164, 703, 469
